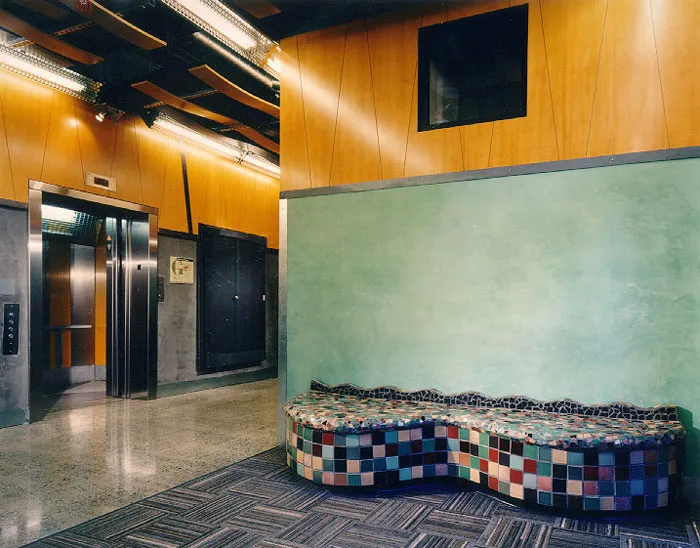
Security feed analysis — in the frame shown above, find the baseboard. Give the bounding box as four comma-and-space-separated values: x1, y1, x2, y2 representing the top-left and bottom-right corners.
156, 366, 277, 398
0, 407, 26, 428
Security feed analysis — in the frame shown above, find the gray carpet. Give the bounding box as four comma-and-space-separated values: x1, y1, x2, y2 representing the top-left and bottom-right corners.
26, 447, 700, 547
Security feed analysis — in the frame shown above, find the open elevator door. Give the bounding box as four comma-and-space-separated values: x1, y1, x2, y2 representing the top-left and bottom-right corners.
28, 181, 158, 419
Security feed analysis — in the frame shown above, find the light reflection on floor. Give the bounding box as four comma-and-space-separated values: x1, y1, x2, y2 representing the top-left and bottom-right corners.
0, 378, 277, 547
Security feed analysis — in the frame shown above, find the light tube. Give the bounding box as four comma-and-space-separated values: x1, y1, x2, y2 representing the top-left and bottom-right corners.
42, 204, 77, 223
242, 151, 280, 178
153, 114, 244, 161
0, 44, 86, 94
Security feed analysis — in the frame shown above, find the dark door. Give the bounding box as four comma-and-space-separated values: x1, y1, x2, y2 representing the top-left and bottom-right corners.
199, 226, 266, 373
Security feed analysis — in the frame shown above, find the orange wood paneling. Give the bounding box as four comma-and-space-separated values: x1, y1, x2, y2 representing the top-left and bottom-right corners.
651, 0, 700, 148
75, 100, 117, 178
279, 36, 311, 191
159, 143, 188, 232
281, 0, 696, 192
109, 117, 143, 204
590, 0, 668, 155
404, 7, 464, 178
489, 0, 559, 167
610, 0, 668, 153
0, 72, 53, 200
297, 26, 347, 187
41, 94, 85, 190
329, 22, 382, 186
0, 90, 15, 201
135, 119, 170, 209
541, 0, 607, 160
587, 2, 614, 157
366, 10, 422, 180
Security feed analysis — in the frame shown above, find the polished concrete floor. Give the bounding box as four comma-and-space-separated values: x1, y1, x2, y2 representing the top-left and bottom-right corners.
0, 378, 278, 547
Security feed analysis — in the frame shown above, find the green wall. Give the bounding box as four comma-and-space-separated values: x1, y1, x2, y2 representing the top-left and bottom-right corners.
286, 157, 700, 474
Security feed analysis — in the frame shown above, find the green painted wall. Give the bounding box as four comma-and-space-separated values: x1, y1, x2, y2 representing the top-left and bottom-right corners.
286, 158, 700, 474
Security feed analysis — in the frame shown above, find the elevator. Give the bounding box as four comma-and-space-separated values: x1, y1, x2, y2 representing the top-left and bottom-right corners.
28, 181, 158, 419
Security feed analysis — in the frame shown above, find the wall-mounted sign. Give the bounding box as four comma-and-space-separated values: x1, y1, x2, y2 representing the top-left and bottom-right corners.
170, 257, 194, 284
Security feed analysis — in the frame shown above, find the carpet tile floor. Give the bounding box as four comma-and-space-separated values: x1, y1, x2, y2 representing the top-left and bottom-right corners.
26, 447, 700, 548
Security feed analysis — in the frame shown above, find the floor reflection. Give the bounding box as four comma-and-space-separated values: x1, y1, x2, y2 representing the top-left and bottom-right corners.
0, 378, 277, 547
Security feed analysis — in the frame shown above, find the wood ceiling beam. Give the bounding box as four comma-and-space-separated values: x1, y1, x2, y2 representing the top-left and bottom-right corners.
54, 0, 166, 50
189, 65, 279, 118
228, 0, 280, 18
7, 0, 67, 20
132, 80, 279, 154
0, 8, 103, 65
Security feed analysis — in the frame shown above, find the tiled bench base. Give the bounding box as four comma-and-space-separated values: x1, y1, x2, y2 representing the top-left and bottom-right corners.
285, 417, 682, 512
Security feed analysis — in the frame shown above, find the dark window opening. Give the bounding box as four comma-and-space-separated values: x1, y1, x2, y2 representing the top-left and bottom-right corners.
418, 4, 529, 132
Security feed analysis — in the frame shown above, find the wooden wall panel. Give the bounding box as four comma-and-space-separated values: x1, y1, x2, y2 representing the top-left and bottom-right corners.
281, 0, 700, 192
297, 26, 346, 188
651, 0, 700, 148
489, 0, 559, 167
158, 144, 188, 232
108, 117, 143, 204
0, 92, 14, 201
279, 36, 311, 191
329, 22, 382, 186
404, 7, 464, 178
587, 2, 614, 157
0, 72, 52, 199
366, 11, 421, 180
41, 93, 85, 190
75, 100, 117, 178
135, 119, 169, 209
541, 0, 607, 160
608, 0, 668, 154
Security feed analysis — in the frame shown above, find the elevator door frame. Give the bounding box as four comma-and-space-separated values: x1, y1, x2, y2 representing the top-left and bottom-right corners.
28, 180, 158, 421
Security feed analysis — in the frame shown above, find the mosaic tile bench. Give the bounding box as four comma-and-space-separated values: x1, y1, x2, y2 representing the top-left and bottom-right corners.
285, 381, 686, 512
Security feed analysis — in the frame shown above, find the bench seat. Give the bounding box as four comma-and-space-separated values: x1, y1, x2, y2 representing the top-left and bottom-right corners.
285, 382, 685, 512
285, 390, 685, 450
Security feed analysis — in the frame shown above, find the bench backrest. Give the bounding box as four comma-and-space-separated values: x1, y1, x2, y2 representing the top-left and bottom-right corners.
310, 380, 679, 422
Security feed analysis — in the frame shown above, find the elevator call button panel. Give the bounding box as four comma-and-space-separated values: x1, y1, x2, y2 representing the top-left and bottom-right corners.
2, 303, 19, 355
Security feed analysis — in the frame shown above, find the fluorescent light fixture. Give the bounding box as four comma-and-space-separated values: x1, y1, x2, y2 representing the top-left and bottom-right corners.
162, 0, 280, 78
153, 114, 244, 161
42, 204, 77, 223
0, 44, 99, 101
193, 32, 277, 88
241, 151, 280, 178
151, 113, 279, 178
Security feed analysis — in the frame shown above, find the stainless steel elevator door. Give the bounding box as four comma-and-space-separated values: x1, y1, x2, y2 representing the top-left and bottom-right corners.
106, 215, 150, 398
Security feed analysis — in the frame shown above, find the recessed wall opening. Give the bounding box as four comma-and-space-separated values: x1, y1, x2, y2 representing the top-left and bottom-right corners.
28, 182, 158, 420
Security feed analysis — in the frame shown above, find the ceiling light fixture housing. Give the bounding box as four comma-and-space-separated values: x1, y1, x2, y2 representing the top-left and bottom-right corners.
162, 0, 280, 79
151, 112, 279, 178
0, 43, 100, 102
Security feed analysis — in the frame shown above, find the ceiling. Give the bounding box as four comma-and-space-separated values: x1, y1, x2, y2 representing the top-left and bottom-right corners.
0, 0, 416, 163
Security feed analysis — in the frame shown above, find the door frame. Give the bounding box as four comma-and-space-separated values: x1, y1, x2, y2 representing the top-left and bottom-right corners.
27, 180, 159, 421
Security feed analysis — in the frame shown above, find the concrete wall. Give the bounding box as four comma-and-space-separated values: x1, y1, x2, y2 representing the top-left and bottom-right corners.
286, 156, 700, 476
0, 205, 28, 427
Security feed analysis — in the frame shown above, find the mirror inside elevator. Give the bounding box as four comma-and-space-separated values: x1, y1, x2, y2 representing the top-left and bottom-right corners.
29, 187, 157, 420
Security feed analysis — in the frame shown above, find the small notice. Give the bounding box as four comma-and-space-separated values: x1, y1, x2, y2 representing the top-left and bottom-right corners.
170, 257, 194, 284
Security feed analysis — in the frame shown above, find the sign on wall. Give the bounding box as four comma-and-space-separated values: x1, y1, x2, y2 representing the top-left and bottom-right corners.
170, 257, 194, 284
